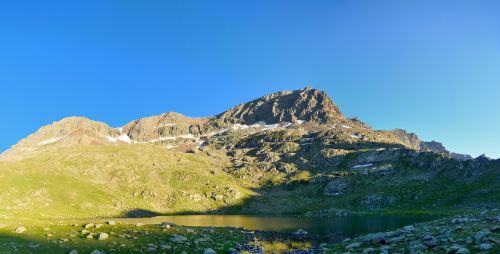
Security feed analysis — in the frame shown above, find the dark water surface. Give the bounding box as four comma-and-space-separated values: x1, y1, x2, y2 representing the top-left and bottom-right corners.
107, 214, 436, 240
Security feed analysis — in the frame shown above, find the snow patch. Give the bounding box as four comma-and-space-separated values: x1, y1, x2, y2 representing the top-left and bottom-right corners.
342, 125, 352, 129
156, 123, 177, 128
352, 163, 373, 169
149, 134, 199, 143
38, 137, 62, 146
106, 134, 132, 144
164, 145, 178, 149
350, 134, 361, 139
231, 121, 287, 131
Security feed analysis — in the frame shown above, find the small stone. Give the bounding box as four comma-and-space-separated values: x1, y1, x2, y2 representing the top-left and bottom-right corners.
160, 222, 176, 228
147, 244, 158, 251
362, 247, 376, 254
402, 225, 415, 233
86, 234, 94, 239
97, 232, 109, 240
68, 250, 78, 254
364, 232, 386, 244
90, 251, 101, 254
490, 225, 500, 233
14, 227, 27, 234
387, 235, 405, 244
423, 235, 438, 248
465, 236, 473, 244
135, 223, 144, 227
84, 223, 94, 229
160, 245, 171, 250
346, 242, 362, 249
204, 248, 217, 254
446, 244, 462, 253
479, 243, 492, 250
292, 229, 308, 235
475, 230, 490, 244
456, 247, 470, 254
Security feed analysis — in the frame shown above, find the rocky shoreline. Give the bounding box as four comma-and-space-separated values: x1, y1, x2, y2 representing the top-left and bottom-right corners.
319, 210, 499, 253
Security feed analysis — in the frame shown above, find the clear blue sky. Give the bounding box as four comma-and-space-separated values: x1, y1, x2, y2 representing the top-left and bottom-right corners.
1, 1, 499, 158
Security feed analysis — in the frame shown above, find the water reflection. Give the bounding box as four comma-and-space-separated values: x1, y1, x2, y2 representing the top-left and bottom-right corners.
100, 214, 435, 237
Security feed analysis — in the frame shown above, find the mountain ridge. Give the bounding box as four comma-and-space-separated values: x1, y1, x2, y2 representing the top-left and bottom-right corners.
0, 87, 469, 161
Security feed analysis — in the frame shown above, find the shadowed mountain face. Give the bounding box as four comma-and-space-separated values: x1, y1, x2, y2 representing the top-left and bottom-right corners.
1, 87, 494, 220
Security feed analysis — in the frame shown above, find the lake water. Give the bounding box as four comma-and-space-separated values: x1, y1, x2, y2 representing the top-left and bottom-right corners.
98, 214, 436, 241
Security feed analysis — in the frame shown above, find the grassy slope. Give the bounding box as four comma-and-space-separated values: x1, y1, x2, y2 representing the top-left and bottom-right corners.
0, 221, 243, 254
224, 161, 500, 216
0, 143, 498, 220
0, 144, 254, 219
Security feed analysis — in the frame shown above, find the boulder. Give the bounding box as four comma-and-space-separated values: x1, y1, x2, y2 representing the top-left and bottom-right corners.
14, 227, 27, 234
204, 248, 217, 254
475, 230, 490, 244
97, 233, 109, 240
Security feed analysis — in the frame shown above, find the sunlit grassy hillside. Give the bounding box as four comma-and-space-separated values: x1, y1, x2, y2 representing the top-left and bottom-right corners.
0, 144, 254, 219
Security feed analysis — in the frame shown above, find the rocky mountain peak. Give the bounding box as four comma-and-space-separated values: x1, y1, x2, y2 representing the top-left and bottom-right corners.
0, 116, 120, 160
212, 87, 344, 125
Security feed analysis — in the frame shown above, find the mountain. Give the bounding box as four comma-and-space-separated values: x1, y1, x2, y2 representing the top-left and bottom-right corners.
213, 87, 345, 125
392, 129, 472, 160
0, 87, 496, 219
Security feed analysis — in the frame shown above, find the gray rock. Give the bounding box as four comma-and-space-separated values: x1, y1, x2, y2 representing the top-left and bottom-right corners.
68, 250, 78, 254
465, 236, 473, 244
160, 222, 176, 228
479, 243, 492, 250
293, 229, 308, 235
160, 245, 171, 250
90, 251, 101, 254
14, 227, 27, 234
170, 234, 188, 243
346, 242, 362, 249
364, 232, 386, 244
423, 235, 438, 248
446, 244, 463, 253
475, 230, 490, 244
362, 247, 376, 254
97, 233, 109, 240
204, 248, 217, 254
324, 178, 349, 195
456, 247, 470, 254
403, 225, 415, 233
387, 235, 405, 244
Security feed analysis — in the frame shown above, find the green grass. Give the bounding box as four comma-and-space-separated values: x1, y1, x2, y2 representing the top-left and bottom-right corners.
0, 220, 243, 254
0, 144, 255, 219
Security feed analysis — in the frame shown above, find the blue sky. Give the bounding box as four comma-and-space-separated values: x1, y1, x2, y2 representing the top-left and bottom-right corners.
1, 1, 499, 158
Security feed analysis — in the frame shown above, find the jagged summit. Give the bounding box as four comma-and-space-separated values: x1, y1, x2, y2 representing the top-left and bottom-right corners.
213, 87, 345, 125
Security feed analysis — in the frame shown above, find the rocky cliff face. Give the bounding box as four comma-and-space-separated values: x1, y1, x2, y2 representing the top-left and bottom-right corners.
212, 87, 345, 125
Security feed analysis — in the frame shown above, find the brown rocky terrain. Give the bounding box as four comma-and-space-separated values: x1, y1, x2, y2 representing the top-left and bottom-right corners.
0, 87, 471, 162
